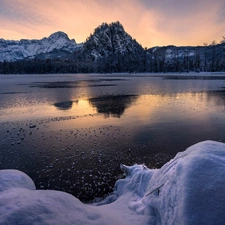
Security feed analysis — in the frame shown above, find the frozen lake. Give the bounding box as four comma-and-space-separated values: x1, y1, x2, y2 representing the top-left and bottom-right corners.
1, 73, 225, 201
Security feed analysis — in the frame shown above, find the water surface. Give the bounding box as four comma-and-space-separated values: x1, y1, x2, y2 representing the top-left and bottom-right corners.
1, 73, 225, 201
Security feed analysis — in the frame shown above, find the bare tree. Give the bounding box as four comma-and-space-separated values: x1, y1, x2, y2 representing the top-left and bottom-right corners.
221, 36, 225, 44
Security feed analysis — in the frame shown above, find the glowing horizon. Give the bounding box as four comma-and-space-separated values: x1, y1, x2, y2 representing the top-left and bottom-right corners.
1, 0, 225, 48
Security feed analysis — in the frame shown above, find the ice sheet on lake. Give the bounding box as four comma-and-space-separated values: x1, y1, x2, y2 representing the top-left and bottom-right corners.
0, 140, 225, 225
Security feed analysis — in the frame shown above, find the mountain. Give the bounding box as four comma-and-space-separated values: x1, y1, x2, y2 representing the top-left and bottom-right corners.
82, 22, 144, 61
79, 22, 146, 72
146, 43, 225, 72
0, 31, 81, 62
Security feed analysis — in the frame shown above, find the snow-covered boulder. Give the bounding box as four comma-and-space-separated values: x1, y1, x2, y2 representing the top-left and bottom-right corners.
0, 141, 225, 225
0, 169, 35, 192
0, 170, 115, 225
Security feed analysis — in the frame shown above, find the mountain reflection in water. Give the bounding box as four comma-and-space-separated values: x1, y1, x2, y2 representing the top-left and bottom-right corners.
89, 95, 138, 118
54, 101, 74, 110
52, 95, 138, 118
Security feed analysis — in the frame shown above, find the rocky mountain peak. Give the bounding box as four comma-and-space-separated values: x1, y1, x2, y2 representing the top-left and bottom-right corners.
48, 31, 73, 42
82, 21, 145, 64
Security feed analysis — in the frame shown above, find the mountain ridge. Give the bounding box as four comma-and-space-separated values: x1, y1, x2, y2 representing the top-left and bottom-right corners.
0, 21, 225, 73
0, 31, 81, 62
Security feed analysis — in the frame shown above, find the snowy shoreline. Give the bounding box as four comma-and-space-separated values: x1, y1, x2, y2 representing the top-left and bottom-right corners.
1, 140, 225, 224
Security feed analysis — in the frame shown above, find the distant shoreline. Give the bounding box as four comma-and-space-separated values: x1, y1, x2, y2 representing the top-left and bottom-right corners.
1, 71, 225, 76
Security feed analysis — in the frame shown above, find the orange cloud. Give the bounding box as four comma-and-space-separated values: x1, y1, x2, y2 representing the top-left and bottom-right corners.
1, 0, 225, 47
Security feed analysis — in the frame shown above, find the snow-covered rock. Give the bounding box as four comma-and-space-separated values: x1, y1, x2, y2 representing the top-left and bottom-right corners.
0, 31, 80, 62
0, 141, 225, 224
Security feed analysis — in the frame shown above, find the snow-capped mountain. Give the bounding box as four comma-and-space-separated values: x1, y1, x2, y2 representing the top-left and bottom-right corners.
0, 31, 80, 62
81, 21, 145, 62
79, 21, 145, 72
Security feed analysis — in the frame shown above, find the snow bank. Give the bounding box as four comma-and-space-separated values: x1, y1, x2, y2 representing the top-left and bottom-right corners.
1, 141, 225, 225
120, 140, 225, 225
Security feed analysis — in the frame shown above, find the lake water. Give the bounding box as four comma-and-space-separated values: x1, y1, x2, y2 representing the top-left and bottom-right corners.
1, 73, 225, 201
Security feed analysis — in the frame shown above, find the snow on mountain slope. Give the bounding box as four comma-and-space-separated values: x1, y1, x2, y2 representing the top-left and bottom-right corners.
165, 48, 196, 60
0, 31, 79, 62
82, 22, 145, 62
1, 141, 225, 224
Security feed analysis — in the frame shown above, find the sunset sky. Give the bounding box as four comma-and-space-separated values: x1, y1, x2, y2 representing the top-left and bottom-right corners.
1, 0, 225, 48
